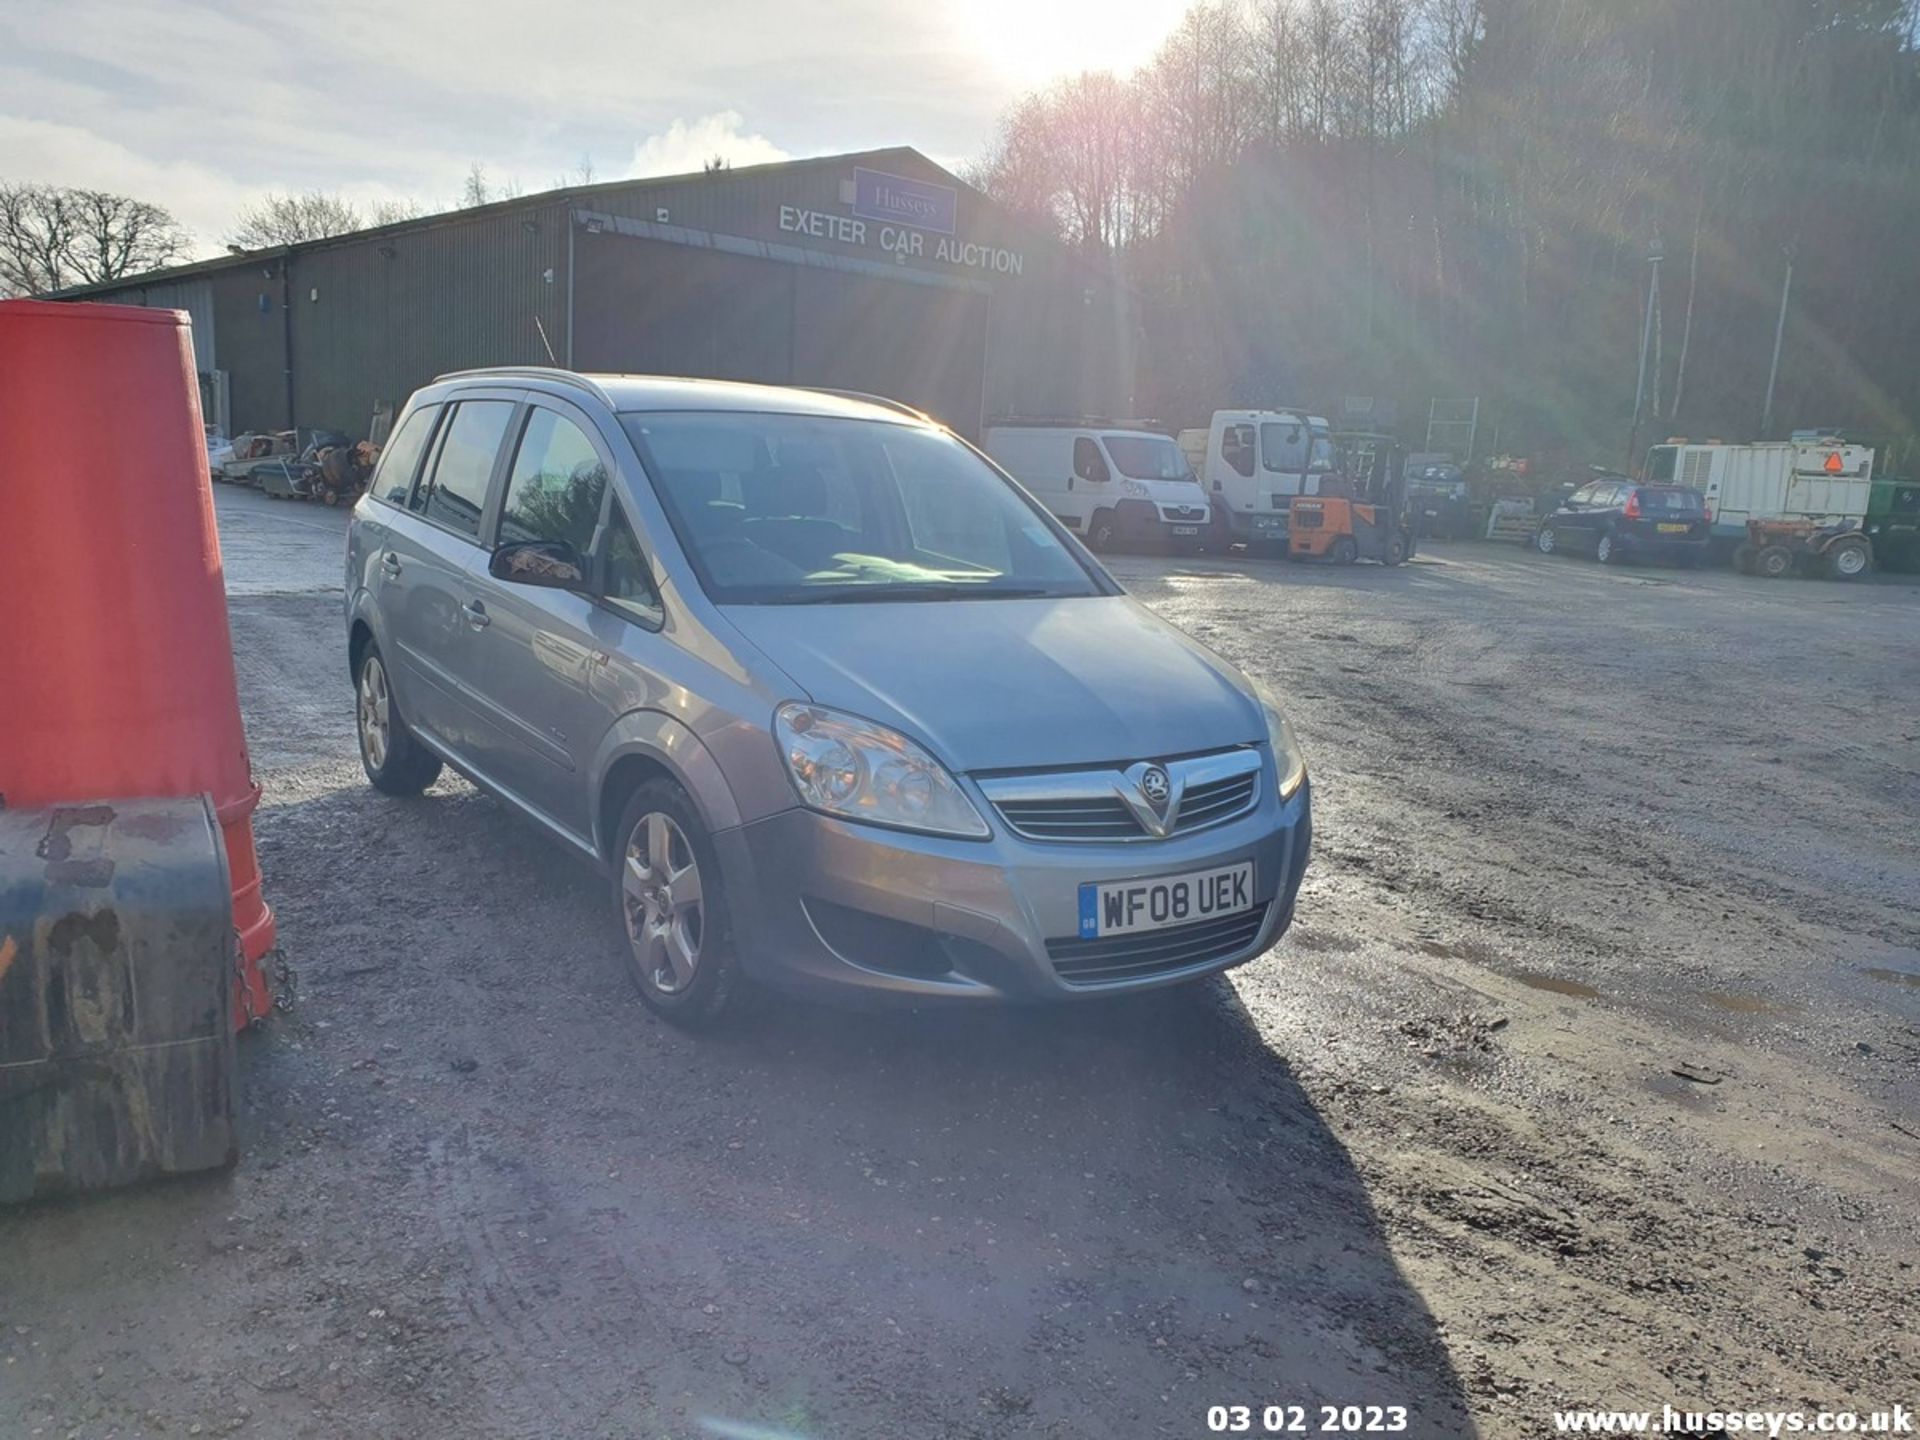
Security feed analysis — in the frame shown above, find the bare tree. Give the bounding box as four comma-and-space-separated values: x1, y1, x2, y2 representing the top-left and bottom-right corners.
228, 190, 368, 248
0, 181, 187, 294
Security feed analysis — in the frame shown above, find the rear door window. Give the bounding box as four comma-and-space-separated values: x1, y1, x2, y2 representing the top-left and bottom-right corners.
413, 399, 515, 539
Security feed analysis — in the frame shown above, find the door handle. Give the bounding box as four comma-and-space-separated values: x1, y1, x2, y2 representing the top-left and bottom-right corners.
380, 552, 402, 576
462, 599, 491, 630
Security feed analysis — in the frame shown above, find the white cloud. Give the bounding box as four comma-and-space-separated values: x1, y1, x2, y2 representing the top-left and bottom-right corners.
624, 112, 791, 180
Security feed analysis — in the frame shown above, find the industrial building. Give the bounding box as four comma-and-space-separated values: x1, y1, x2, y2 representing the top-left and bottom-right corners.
57, 148, 1137, 441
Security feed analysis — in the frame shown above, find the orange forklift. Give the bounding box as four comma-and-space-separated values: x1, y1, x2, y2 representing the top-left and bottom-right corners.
1290, 431, 1414, 565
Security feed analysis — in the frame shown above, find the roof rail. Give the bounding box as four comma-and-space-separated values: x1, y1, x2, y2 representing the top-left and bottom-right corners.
432, 366, 613, 406
793, 387, 935, 422
986, 414, 1170, 433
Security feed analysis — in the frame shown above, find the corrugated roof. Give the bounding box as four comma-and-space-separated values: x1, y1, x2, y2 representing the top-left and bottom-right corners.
48, 145, 961, 299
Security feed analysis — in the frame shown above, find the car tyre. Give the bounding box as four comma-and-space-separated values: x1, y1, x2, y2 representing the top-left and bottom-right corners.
1755, 545, 1795, 579
612, 779, 740, 1029
356, 644, 443, 796
1596, 531, 1623, 565
1087, 510, 1117, 552
1535, 523, 1558, 555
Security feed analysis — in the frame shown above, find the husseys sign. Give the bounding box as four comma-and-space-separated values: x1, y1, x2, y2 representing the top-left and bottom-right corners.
775, 168, 1024, 277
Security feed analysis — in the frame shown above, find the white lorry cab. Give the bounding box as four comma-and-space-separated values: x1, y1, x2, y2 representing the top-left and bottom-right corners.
1645, 436, 1874, 551
983, 421, 1212, 552
1177, 409, 1339, 548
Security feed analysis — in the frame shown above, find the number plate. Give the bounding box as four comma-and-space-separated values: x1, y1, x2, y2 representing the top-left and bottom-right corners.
1171, 525, 1199, 536
1079, 861, 1255, 939
1657, 522, 1689, 534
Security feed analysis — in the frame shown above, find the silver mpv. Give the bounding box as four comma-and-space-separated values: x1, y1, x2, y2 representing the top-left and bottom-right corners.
346, 370, 1311, 1025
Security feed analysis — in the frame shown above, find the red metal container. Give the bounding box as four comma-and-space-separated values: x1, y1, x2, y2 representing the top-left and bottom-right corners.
0, 299, 274, 1025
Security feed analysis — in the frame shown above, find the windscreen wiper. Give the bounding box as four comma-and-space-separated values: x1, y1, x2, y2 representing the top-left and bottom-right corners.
784, 584, 1059, 604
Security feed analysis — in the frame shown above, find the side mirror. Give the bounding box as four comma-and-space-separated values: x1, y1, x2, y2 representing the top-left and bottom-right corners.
490, 539, 588, 590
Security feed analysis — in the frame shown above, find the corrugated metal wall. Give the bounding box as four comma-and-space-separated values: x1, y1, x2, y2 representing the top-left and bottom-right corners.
288, 202, 568, 435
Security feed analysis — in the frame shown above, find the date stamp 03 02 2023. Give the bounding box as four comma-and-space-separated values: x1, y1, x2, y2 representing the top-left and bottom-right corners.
1207, 1404, 1413, 1435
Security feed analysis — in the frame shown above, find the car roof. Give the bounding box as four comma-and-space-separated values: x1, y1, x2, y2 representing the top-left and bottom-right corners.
427, 368, 932, 425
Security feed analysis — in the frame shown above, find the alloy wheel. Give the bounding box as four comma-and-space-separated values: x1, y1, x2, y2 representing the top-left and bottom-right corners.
622, 812, 705, 994
358, 656, 391, 771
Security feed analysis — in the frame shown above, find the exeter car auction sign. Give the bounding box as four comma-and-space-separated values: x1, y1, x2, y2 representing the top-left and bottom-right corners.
775, 167, 1025, 278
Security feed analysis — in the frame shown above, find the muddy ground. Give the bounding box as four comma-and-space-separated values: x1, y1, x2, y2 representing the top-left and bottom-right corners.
4, 488, 1917, 1440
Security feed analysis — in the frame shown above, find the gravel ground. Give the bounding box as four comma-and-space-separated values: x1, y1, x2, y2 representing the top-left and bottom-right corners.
3, 489, 1916, 1440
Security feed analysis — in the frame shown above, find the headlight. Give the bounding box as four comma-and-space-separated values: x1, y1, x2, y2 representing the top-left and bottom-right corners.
1252, 682, 1308, 800
1119, 478, 1151, 499
774, 703, 991, 839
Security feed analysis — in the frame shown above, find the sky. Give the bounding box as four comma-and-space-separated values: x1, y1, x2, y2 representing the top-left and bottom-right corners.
1, 0, 1192, 259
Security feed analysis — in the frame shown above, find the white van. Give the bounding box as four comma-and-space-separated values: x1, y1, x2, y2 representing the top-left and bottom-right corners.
1178, 409, 1338, 549
984, 422, 1212, 552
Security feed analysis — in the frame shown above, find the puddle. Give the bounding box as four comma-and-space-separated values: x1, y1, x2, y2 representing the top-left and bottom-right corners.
1863, 967, 1920, 990
1516, 973, 1601, 1000
1698, 991, 1794, 1015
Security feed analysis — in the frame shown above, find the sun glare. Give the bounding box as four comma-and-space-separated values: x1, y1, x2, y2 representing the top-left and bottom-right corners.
944, 0, 1197, 91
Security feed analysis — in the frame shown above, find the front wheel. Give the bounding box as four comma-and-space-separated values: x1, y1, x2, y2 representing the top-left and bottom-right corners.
613, 780, 741, 1028
1385, 535, 1408, 566
1536, 524, 1559, 555
356, 645, 443, 795
1087, 510, 1117, 552
1755, 545, 1795, 579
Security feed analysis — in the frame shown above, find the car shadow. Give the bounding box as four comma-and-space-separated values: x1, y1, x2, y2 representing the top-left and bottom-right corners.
1, 777, 1478, 1440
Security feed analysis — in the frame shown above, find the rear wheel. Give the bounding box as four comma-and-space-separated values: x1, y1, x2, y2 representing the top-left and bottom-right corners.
1595, 531, 1623, 565
356, 645, 443, 795
1755, 545, 1795, 579
1824, 537, 1871, 580
1535, 524, 1558, 555
1329, 536, 1358, 565
613, 779, 740, 1028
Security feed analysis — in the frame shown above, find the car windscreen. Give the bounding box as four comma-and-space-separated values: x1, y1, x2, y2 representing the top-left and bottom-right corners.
621, 412, 1103, 605
1637, 486, 1704, 512
1103, 434, 1192, 481
1259, 420, 1308, 472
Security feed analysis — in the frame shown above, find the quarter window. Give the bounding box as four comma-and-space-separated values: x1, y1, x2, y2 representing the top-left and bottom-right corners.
602, 506, 663, 623
413, 399, 514, 538
499, 408, 608, 555
373, 404, 439, 506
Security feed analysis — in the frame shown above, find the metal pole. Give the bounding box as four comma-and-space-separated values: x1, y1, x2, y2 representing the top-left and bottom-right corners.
1626, 238, 1661, 469
1762, 252, 1794, 438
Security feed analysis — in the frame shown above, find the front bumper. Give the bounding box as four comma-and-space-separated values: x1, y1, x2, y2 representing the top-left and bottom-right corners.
1110, 498, 1209, 545
712, 780, 1311, 1004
